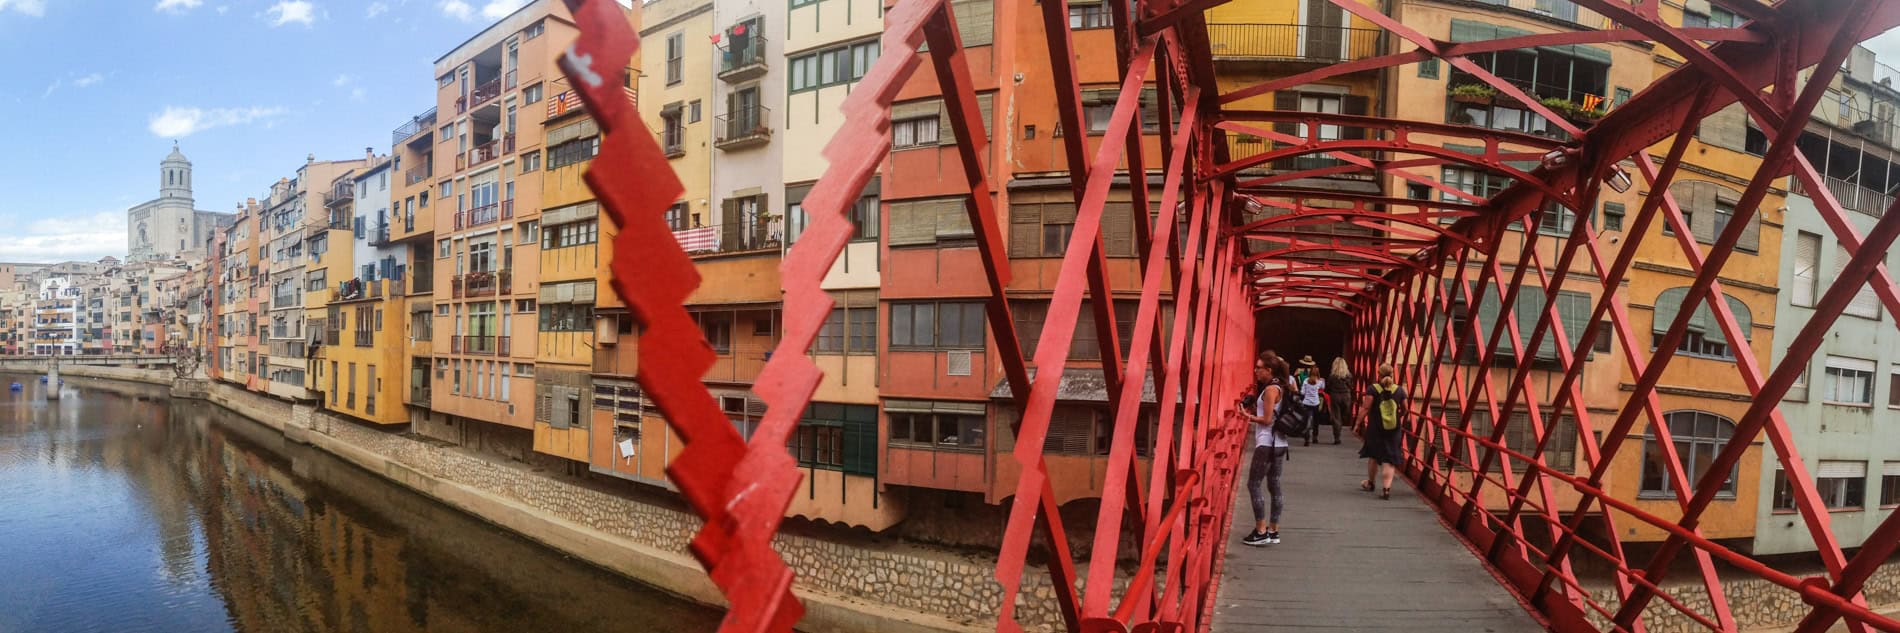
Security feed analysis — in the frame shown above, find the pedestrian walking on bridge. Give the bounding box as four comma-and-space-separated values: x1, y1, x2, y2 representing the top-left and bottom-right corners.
1360, 364, 1405, 500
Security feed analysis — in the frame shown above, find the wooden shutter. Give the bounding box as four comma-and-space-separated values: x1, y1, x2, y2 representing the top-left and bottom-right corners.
1042, 406, 1093, 454
1102, 201, 1135, 257
1793, 231, 1820, 306
1697, 103, 1749, 153
1010, 201, 1042, 258
951, 0, 993, 46
1836, 244, 1884, 319
842, 405, 877, 476
935, 198, 974, 238
977, 92, 995, 140
888, 201, 938, 246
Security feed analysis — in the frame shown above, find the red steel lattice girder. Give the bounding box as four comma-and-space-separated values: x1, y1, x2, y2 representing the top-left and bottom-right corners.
556, 0, 1900, 629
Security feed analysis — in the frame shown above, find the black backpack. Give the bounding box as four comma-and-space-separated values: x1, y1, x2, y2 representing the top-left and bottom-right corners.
1267, 383, 1311, 438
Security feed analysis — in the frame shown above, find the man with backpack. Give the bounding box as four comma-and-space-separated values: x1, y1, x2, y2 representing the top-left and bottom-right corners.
1241, 353, 1301, 546
1358, 364, 1406, 500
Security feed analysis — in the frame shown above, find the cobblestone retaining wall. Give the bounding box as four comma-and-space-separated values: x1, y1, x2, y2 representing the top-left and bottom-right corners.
1585, 561, 1900, 632
186, 378, 1127, 633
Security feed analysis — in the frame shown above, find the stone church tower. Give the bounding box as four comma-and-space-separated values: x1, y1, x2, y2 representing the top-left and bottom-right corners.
128, 143, 231, 261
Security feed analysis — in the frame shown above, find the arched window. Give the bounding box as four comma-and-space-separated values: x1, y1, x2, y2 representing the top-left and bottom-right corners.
1640, 411, 1739, 497
1650, 287, 1751, 359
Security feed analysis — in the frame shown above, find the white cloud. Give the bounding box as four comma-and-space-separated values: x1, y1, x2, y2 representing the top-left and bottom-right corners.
331, 73, 352, 87
41, 79, 60, 98
365, 1, 387, 17
215, 4, 228, 14
73, 73, 104, 88
154, 0, 203, 13
438, 0, 471, 20
0, 213, 129, 263
266, 0, 314, 26
0, 0, 47, 17
147, 106, 287, 138
438, 0, 523, 21
350, 87, 366, 101
479, 0, 526, 19
332, 74, 366, 101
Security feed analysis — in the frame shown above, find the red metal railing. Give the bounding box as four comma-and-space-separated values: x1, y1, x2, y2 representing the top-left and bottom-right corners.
554, 1, 1900, 633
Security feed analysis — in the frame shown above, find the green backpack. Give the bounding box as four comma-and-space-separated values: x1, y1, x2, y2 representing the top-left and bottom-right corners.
1371, 383, 1404, 431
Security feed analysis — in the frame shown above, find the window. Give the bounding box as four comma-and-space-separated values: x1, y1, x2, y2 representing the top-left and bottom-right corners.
1883, 462, 1900, 507
1711, 199, 1734, 237
1419, 57, 1440, 79
889, 301, 985, 349
1083, 87, 1161, 134
1068, 1, 1110, 29
520, 151, 541, 173
688, 99, 702, 123
547, 136, 601, 170
661, 105, 685, 154
1536, 201, 1589, 236
305, 269, 326, 292
1602, 202, 1625, 232
1592, 320, 1614, 354
523, 20, 545, 39
789, 38, 879, 92
538, 302, 593, 332
1670, 330, 1730, 359
1648, 287, 1750, 360
815, 307, 877, 354
851, 195, 880, 241
1009, 195, 1139, 257
696, 312, 732, 354
1836, 244, 1884, 319
789, 403, 877, 474
666, 33, 684, 85
1824, 356, 1875, 405
1013, 299, 1144, 361
543, 220, 599, 249
1464, 411, 1580, 473
1772, 469, 1796, 511
1792, 231, 1820, 307
1640, 411, 1737, 498
1891, 365, 1900, 408
1683, 6, 1739, 28
523, 83, 543, 104
1440, 166, 1511, 203
888, 408, 986, 450
665, 202, 690, 231
1816, 461, 1867, 510
893, 116, 939, 149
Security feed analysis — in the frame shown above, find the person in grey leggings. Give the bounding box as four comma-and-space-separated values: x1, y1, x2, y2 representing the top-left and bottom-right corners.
1242, 355, 1290, 546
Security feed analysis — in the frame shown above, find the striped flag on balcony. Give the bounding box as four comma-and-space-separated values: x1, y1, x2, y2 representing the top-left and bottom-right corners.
546, 88, 637, 119
673, 226, 718, 253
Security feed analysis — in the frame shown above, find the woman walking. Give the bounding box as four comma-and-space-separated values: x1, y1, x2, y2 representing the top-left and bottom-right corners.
1326, 357, 1355, 443
1295, 356, 1326, 446
1241, 354, 1290, 546
1360, 364, 1406, 500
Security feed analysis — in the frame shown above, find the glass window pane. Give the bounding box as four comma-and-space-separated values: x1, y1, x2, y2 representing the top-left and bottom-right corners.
914, 303, 935, 347
940, 302, 963, 348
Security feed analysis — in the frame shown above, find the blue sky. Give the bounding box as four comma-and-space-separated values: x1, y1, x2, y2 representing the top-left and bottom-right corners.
0, 0, 540, 263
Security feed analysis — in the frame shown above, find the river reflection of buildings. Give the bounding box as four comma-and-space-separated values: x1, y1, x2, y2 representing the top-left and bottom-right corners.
178, 400, 720, 633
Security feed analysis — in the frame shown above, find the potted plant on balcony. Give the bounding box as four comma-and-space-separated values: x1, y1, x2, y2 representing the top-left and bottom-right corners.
1449, 83, 1497, 105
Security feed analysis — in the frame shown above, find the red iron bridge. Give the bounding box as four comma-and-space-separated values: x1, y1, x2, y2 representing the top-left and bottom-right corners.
554, 0, 1900, 630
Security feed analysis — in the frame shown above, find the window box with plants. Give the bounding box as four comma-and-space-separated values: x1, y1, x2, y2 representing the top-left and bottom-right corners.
1449, 83, 1498, 105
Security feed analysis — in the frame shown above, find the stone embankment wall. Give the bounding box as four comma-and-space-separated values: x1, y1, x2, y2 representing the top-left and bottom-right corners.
1584, 562, 1900, 632
158, 379, 1121, 633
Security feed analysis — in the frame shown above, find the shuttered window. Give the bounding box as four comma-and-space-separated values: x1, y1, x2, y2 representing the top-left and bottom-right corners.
1649, 287, 1752, 360
1882, 462, 1900, 507
815, 305, 877, 355
1824, 355, 1875, 405
951, 0, 993, 47
1816, 461, 1867, 509
1012, 299, 1149, 360
1444, 283, 1590, 363
1666, 180, 1759, 252
1009, 192, 1136, 258
1792, 231, 1820, 307
888, 401, 987, 450
1835, 244, 1884, 319
1042, 405, 1096, 454
887, 198, 973, 247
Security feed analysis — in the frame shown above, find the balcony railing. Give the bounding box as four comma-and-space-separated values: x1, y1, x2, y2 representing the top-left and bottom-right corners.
1463, 0, 1609, 29
408, 385, 432, 405
404, 161, 432, 186
452, 334, 509, 355
1792, 175, 1893, 218
718, 34, 769, 82
457, 77, 504, 113
368, 220, 391, 247
458, 199, 511, 229
715, 105, 772, 150
460, 135, 513, 171
1205, 24, 1387, 63
451, 270, 511, 298
323, 187, 355, 208
354, 330, 374, 347
392, 107, 438, 145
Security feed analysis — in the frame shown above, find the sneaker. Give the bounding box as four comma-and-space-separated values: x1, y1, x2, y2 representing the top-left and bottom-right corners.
1266, 531, 1281, 545
1242, 530, 1270, 547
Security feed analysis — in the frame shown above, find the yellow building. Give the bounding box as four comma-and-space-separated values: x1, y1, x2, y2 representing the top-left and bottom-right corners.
316, 159, 411, 426
532, 111, 607, 462
637, 0, 714, 231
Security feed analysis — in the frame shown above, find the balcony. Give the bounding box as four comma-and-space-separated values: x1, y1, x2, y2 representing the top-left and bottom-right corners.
404, 161, 433, 186
408, 385, 432, 405
715, 105, 772, 151
458, 135, 514, 171
1792, 175, 1893, 218
456, 199, 511, 229
718, 34, 768, 82
451, 270, 512, 298
457, 77, 503, 113
451, 334, 509, 355
367, 220, 392, 247
1205, 24, 1387, 64
392, 107, 438, 145
354, 330, 374, 347
323, 186, 355, 209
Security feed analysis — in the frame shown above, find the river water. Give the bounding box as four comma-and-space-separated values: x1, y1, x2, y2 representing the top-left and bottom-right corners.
0, 376, 723, 633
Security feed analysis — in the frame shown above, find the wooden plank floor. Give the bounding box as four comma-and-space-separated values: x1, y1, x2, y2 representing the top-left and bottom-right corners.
1211, 437, 1545, 632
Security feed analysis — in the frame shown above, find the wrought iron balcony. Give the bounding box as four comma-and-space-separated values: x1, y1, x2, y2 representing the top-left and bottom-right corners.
1205, 24, 1387, 63
451, 270, 511, 298
718, 34, 768, 82
715, 105, 772, 150
456, 77, 503, 113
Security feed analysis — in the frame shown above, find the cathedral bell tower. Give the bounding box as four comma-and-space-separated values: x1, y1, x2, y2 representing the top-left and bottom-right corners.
161, 141, 192, 200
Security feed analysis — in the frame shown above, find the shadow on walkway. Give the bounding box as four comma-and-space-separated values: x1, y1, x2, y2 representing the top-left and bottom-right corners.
1212, 436, 1545, 632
